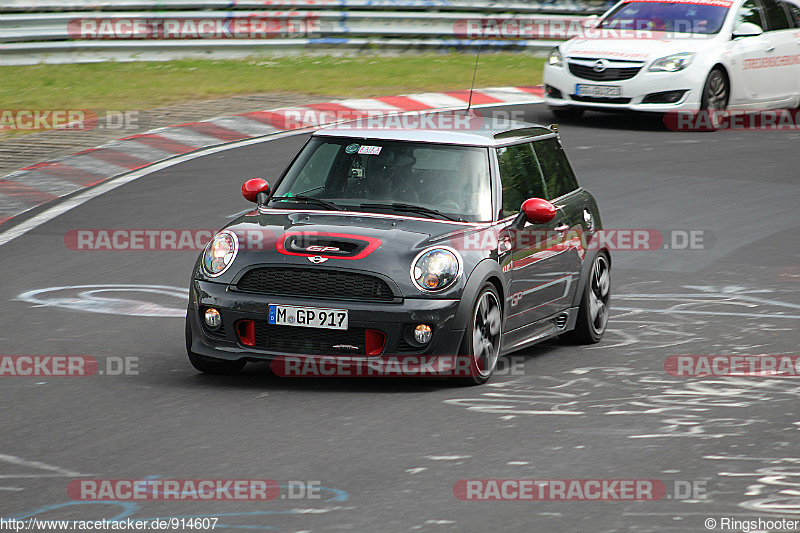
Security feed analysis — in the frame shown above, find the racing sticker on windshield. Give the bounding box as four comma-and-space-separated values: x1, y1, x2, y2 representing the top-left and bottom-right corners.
345, 143, 360, 154
357, 145, 382, 155
623, 0, 733, 6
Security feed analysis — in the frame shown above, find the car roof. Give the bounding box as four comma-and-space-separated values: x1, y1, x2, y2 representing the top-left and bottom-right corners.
313, 114, 556, 147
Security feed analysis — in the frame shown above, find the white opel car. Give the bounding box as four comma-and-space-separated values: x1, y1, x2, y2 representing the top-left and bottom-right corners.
543, 0, 800, 119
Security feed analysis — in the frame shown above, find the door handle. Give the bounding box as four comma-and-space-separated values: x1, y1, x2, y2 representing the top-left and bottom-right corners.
554, 223, 570, 234
766, 46, 776, 52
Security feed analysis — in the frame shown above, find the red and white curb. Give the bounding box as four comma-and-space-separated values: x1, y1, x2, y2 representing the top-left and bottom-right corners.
0, 85, 543, 226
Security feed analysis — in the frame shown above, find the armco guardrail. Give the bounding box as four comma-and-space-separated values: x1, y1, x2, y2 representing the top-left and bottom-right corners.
0, 1, 604, 64
1, 0, 609, 13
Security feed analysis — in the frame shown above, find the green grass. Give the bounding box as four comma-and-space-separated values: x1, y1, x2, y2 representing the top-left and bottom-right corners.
1, 54, 544, 111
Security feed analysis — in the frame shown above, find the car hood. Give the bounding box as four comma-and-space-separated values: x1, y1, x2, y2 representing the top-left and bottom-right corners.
562, 35, 716, 61
197, 208, 491, 297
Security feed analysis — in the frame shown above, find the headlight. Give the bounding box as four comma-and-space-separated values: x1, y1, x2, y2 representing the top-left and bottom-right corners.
547, 48, 563, 67
649, 52, 695, 72
411, 247, 462, 292
202, 231, 238, 277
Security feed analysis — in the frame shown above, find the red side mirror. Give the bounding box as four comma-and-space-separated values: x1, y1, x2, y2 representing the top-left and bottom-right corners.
521, 198, 557, 224
242, 178, 270, 203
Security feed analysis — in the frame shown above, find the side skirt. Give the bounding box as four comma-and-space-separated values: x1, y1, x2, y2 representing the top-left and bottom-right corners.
500, 306, 579, 355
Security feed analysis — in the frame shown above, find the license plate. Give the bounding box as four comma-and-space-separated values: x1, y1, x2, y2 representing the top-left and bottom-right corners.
268, 304, 348, 330
576, 84, 622, 97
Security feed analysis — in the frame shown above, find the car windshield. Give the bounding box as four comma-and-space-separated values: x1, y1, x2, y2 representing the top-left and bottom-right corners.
270, 137, 493, 222
599, 0, 730, 34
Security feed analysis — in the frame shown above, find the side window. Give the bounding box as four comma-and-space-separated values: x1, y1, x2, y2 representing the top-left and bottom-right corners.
496, 143, 547, 217
293, 142, 338, 194
736, 0, 765, 28
761, 0, 791, 29
532, 137, 580, 200
785, 1, 800, 26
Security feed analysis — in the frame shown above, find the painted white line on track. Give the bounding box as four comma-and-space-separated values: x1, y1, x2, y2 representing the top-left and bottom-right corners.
0, 452, 88, 478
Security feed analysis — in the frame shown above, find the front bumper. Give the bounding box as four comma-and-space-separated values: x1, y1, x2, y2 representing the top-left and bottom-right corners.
187, 279, 465, 365
543, 63, 703, 113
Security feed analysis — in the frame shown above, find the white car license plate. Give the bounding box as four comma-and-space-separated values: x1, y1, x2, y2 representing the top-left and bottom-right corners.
268, 304, 348, 330
576, 84, 622, 97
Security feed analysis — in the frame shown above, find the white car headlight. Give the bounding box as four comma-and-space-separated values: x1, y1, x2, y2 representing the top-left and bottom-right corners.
649, 52, 695, 72
547, 48, 563, 68
411, 247, 462, 292
202, 231, 238, 277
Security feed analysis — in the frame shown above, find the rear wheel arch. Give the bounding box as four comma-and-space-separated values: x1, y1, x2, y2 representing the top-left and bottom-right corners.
571, 247, 610, 309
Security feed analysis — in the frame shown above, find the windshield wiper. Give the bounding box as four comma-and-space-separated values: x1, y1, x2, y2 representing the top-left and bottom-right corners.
272, 195, 344, 211
360, 202, 464, 222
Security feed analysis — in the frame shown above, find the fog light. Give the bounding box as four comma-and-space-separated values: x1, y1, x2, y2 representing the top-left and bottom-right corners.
414, 324, 432, 344
204, 308, 221, 329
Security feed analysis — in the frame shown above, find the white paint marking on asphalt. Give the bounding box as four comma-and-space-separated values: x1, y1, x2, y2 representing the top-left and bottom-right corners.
425, 455, 471, 461
0, 128, 316, 247
613, 307, 800, 319
0, 452, 88, 478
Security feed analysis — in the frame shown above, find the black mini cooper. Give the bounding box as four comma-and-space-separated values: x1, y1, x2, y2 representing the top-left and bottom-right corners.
186, 117, 610, 385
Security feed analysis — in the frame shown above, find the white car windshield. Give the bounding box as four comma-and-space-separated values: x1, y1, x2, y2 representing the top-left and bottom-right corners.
599, 0, 730, 34
270, 137, 493, 222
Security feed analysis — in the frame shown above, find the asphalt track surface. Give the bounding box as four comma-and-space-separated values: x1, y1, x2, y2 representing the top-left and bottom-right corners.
1, 104, 798, 532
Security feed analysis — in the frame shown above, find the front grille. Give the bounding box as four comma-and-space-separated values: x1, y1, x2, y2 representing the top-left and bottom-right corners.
253, 321, 366, 355
568, 62, 641, 82
236, 267, 395, 301
570, 95, 631, 104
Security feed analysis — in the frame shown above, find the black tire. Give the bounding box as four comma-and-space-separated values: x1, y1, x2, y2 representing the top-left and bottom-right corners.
698, 68, 729, 131
561, 252, 610, 344
185, 314, 246, 374
551, 107, 585, 120
451, 283, 503, 386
